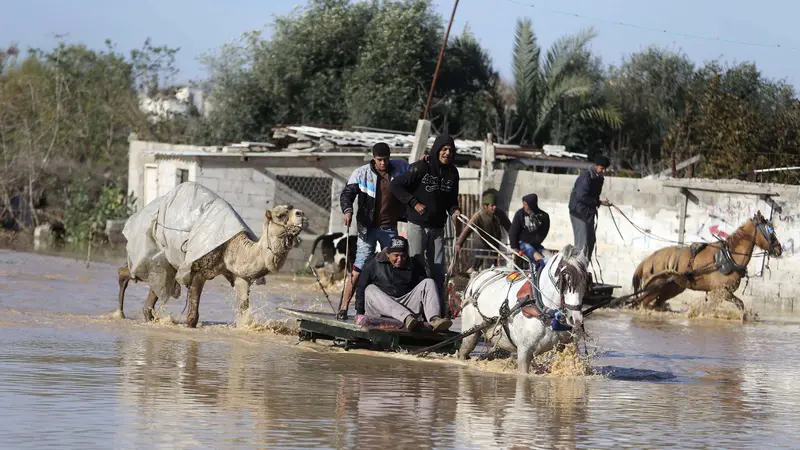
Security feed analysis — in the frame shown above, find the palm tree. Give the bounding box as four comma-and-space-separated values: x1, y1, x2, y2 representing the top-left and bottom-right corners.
499, 18, 621, 145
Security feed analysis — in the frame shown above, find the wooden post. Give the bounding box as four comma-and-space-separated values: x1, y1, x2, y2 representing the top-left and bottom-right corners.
484, 133, 496, 191
678, 187, 690, 245
478, 139, 486, 196
409, 119, 431, 162
424, 0, 460, 120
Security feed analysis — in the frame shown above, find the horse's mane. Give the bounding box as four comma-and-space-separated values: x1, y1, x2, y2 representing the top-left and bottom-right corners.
724, 216, 757, 249
556, 244, 590, 293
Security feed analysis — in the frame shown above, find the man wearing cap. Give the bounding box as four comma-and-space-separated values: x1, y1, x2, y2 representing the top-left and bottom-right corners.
355, 236, 452, 331
509, 193, 550, 271
455, 192, 511, 273
568, 154, 612, 260
338, 142, 409, 319
390, 133, 461, 300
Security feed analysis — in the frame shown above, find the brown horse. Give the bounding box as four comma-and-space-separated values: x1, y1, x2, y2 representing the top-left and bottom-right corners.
631, 211, 782, 312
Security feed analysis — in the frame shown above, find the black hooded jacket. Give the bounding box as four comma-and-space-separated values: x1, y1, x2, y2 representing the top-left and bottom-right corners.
389, 134, 460, 228
509, 194, 550, 248
355, 251, 429, 315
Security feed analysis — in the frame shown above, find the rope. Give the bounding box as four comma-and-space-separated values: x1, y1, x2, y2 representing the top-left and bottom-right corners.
607, 205, 770, 258
581, 260, 719, 316
452, 213, 555, 304
300, 244, 337, 314
454, 213, 532, 265
411, 295, 536, 356
336, 223, 353, 319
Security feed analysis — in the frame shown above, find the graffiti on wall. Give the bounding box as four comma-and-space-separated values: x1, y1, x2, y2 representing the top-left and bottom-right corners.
681, 194, 800, 258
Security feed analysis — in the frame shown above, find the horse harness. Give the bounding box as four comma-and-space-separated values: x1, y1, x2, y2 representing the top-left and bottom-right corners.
466, 266, 574, 349
687, 217, 775, 277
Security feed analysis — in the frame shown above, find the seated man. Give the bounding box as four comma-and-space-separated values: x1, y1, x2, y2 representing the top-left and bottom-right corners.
509, 193, 550, 271
355, 236, 452, 331
454, 192, 511, 274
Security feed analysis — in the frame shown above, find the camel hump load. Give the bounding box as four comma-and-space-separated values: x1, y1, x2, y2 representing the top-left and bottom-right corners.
122, 182, 255, 300
117, 181, 307, 327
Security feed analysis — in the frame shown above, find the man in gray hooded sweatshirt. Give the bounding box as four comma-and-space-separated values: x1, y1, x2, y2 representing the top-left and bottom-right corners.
390, 134, 461, 301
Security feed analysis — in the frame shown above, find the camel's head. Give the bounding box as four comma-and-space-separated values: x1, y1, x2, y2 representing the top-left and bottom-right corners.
753, 210, 782, 257
264, 205, 307, 247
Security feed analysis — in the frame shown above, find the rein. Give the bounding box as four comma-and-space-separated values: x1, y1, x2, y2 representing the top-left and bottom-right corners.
608, 205, 776, 258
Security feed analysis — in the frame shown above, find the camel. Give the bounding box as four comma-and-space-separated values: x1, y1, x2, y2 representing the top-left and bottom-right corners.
116, 204, 307, 327
630, 211, 782, 314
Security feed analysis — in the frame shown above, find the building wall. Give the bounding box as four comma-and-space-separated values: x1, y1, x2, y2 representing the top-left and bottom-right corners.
490, 171, 800, 309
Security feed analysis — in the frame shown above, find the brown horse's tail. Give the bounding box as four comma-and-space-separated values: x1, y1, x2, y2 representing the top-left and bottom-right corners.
632, 258, 645, 297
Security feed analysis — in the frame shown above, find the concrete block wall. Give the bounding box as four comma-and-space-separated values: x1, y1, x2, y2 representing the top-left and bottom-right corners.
490, 170, 800, 307
194, 162, 275, 235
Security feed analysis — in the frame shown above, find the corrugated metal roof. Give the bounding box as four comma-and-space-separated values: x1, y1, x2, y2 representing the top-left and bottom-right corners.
286, 125, 486, 157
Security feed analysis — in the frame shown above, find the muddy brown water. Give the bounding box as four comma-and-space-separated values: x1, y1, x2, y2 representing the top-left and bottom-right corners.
2, 247, 800, 449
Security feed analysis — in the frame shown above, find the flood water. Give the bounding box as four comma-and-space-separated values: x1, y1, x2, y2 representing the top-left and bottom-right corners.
2, 247, 800, 449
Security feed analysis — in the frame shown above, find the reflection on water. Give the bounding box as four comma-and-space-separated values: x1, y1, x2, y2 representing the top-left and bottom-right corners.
2, 249, 800, 448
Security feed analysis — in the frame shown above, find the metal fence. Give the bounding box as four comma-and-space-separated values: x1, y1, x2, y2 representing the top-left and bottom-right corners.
275, 175, 332, 210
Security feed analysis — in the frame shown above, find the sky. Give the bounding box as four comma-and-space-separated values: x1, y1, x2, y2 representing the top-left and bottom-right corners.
3, 0, 799, 88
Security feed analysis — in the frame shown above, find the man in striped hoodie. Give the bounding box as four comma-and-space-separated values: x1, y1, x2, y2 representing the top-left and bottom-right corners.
337, 143, 409, 319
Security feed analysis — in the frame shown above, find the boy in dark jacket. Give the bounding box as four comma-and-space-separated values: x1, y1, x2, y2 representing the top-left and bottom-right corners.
568, 155, 611, 260
509, 193, 550, 270
389, 134, 461, 299
337, 143, 409, 319
356, 236, 451, 331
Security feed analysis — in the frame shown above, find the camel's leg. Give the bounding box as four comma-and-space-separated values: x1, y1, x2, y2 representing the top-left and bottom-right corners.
517, 345, 533, 374
234, 277, 251, 317
143, 289, 159, 322
116, 266, 131, 319
186, 273, 206, 328
458, 332, 481, 361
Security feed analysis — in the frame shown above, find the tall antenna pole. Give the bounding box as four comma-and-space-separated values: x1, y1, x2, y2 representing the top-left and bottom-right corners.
423, 0, 460, 120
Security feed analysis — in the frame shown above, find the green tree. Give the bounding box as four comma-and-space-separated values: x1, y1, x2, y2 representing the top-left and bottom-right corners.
202, 0, 497, 137
344, 0, 440, 130
0, 39, 178, 232
606, 47, 695, 172
497, 18, 620, 146
666, 61, 800, 180
428, 28, 498, 138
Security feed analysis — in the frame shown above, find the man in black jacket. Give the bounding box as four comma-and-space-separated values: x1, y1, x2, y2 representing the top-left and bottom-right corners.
337, 143, 409, 319
356, 236, 452, 331
389, 134, 461, 300
509, 193, 550, 271
568, 154, 611, 260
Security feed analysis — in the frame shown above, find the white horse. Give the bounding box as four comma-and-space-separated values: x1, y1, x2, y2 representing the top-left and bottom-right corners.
457, 244, 590, 374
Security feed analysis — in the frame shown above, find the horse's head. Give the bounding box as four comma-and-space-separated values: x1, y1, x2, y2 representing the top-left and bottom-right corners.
753, 210, 782, 257
554, 244, 591, 329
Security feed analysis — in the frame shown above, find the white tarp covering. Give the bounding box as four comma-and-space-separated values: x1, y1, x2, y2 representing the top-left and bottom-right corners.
123, 182, 255, 299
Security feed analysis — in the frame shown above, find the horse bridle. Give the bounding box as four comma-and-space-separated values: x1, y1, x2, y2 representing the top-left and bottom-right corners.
546, 257, 583, 314
755, 215, 779, 256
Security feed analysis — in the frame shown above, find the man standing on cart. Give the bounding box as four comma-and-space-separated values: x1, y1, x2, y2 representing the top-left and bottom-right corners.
338, 143, 409, 319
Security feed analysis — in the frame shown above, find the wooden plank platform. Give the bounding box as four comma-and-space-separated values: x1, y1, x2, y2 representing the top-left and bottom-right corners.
277, 307, 461, 352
